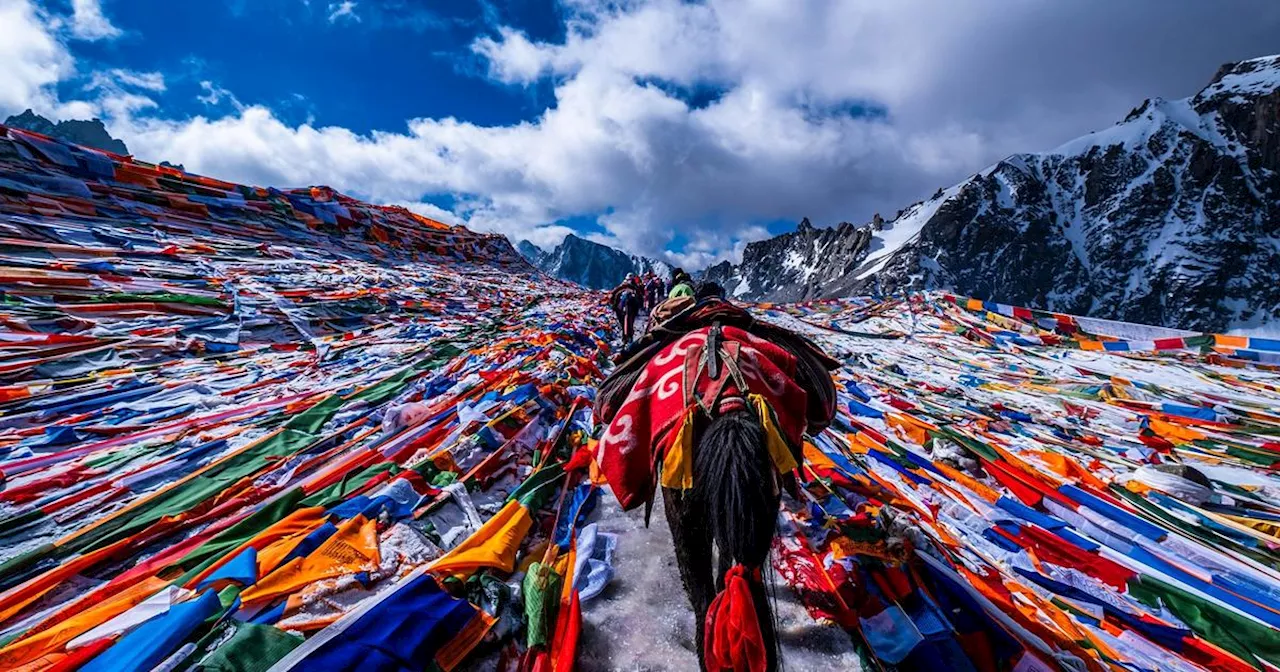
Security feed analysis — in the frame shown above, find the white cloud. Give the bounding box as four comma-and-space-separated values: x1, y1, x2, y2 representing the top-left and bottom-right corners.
4, 0, 1280, 266
388, 200, 460, 226
472, 27, 561, 84
196, 80, 243, 111
83, 68, 166, 119
0, 0, 76, 116
327, 1, 358, 24
107, 68, 165, 92
0, 0, 132, 119
69, 0, 121, 40
659, 222, 769, 269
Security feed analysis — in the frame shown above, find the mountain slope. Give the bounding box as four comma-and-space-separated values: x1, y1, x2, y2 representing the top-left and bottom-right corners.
702, 216, 885, 300
713, 55, 1280, 333
4, 109, 130, 155
521, 233, 670, 289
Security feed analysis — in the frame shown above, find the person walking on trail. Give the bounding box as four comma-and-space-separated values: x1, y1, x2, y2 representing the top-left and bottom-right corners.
608, 274, 644, 344
668, 268, 695, 299
644, 272, 663, 311
637, 272, 651, 311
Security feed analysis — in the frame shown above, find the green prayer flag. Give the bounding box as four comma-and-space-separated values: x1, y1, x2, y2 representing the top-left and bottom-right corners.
1128, 575, 1280, 669
201, 621, 302, 672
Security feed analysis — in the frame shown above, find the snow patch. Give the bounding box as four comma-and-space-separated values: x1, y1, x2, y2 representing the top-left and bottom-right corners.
993, 170, 1017, 211
783, 249, 806, 272
855, 186, 957, 280
1198, 56, 1280, 101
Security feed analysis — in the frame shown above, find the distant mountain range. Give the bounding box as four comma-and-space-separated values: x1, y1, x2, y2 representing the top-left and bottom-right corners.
705, 55, 1280, 333
19, 49, 1274, 334
518, 233, 670, 290
4, 109, 130, 155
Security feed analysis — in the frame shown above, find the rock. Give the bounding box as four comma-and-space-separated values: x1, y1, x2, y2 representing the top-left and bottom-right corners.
4, 109, 130, 155
699, 216, 887, 302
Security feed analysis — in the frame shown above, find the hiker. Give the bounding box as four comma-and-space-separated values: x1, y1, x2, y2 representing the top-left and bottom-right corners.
695, 281, 725, 301
645, 272, 664, 310
594, 296, 838, 672
643, 280, 727, 338
608, 273, 644, 345
668, 268, 694, 299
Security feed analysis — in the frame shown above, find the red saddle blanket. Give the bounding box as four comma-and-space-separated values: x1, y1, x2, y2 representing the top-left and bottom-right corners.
596, 325, 810, 510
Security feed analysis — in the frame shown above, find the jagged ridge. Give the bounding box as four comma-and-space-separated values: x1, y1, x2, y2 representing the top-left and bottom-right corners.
712, 55, 1280, 333
520, 233, 670, 290
4, 109, 130, 155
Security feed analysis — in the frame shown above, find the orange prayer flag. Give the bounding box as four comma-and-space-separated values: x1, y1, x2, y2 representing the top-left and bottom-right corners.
802, 442, 841, 471
429, 500, 533, 579
886, 413, 933, 446
240, 515, 380, 608
1149, 417, 1206, 443
1214, 334, 1248, 349
0, 577, 168, 669
1037, 452, 1108, 491
185, 506, 327, 588
932, 461, 1000, 504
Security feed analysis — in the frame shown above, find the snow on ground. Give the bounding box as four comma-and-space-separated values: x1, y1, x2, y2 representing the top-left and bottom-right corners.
1072, 315, 1197, 341
1226, 307, 1280, 337
578, 492, 865, 672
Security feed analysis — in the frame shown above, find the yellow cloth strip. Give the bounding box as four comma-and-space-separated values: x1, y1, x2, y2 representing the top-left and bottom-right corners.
659, 396, 799, 491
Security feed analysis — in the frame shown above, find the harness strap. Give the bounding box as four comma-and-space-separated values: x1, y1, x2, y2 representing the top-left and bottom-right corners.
706, 322, 722, 380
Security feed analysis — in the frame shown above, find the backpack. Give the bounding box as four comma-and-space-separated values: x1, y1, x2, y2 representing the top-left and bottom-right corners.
616, 288, 637, 311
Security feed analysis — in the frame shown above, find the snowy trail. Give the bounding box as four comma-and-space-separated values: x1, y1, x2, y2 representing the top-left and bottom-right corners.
573, 309, 865, 671
578, 491, 864, 671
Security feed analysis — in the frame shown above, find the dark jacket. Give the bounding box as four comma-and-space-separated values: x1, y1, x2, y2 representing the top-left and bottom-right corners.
608, 280, 643, 313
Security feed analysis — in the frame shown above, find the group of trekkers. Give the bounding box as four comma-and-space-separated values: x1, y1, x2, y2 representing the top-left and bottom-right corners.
607, 268, 702, 345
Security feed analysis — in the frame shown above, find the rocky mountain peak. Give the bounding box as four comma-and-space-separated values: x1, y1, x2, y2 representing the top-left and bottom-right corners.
516, 239, 543, 261
3, 109, 130, 155
707, 53, 1280, 332
1198, 55, 1280, 102
518, 233, 670, 290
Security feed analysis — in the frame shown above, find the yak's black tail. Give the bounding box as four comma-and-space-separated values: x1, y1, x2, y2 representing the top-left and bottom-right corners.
694, 409, 781, 671
696, 410, 777, 566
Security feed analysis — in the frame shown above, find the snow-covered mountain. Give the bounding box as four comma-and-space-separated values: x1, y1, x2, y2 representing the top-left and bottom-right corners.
709, 55, 1280, 333
702, 215, 890, 301
519, 234, 670, 290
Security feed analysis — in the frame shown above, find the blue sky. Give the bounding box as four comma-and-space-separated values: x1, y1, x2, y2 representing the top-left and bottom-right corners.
4, 0, 1280, 266
62, 0, 564, 132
